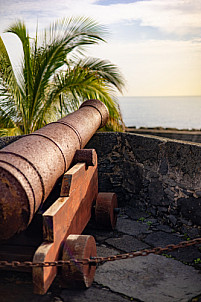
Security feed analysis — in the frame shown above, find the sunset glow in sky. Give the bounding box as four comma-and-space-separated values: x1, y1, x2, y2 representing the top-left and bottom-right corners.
0, 0, 201, 96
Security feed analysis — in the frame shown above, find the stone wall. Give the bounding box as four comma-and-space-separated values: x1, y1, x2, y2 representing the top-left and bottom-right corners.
1, 133, 201, 236
127, 128, 201, 144
86, 132, 201, 237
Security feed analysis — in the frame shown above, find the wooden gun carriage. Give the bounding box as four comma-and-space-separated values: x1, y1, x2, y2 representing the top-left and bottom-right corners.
0, 100, 118, 294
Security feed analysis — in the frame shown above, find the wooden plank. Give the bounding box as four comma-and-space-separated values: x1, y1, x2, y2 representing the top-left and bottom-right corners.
60, 163, 86, 197
33, 156, 98, 294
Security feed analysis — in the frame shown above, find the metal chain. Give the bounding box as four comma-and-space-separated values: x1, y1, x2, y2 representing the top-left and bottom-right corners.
0, 237, 201, 268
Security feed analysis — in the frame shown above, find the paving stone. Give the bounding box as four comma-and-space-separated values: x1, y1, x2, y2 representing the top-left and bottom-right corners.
116, 217, 149, 236
144, 218, 159, 226
96, 245, 119, 257
106, 235, 150, 252
1, 206, 200, 302
168, 245, 201, 264
60, 285, 129, 302
125, 207, 150, 220
94, 254, 201, 302
142, 229, 153, 234
144, 231, 181, 247
155, 224, 173, 233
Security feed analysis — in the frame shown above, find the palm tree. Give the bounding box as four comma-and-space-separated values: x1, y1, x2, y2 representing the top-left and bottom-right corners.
0, 17, 125, 136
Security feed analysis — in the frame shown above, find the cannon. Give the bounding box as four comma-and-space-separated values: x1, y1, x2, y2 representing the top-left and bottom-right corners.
0, 99, 109, 240
0, 99, 118, 294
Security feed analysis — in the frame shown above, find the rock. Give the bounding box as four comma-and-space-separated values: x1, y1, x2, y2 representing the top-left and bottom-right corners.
158, 206, 168, 213
106, 235, 150, 252
148, 180, 164, 205
159, 158, 168, 175
60, 286, 128, 302
155, 224, 173, 233
144, 231, 181, 247
97, 245, 119, 257
168, 245, 201, 264
116, 218, 149, 236
168, 215, 177, 226
178, 197, 201, 226
164, 188, 175, 198
125, 207, 150, 220
95, 254, 201, 302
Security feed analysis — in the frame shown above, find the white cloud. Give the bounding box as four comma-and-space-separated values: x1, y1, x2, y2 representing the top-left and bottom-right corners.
0, 0, 200, 96
0, 0, 201, 36
90, 0, 201, 36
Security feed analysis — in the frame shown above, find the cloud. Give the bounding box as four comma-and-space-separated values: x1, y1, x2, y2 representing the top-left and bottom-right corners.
0, 0, 200, 96
0, 0, 201, 36
95, 0, 147, 4
90, 0, 201, 36
134, 0, 201, 35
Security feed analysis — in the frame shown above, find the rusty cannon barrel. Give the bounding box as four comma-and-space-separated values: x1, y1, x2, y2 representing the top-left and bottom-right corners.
0, 99, 109, 240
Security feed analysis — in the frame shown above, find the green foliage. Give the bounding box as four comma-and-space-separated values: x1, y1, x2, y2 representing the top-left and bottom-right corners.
194, 258, 201, 264
137, 217, 146, 222
0, 17, 125, 135
162, 253, 174, 259
183, 233, 191, 241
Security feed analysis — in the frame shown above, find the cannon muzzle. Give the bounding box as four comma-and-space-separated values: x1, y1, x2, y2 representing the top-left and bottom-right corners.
0, 99, 109, 240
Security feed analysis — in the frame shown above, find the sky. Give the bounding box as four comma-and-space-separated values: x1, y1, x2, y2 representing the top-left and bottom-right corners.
0, 0, 201, 96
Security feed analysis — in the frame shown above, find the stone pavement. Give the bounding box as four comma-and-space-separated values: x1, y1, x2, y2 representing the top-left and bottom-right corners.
0, 207, 201, 302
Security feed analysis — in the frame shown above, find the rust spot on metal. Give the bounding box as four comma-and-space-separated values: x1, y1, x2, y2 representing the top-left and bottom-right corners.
73, 149, 97, 167
0, 152, 45, 205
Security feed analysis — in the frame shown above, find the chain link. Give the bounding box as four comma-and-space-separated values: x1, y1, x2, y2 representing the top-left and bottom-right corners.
0, 238, 201, 268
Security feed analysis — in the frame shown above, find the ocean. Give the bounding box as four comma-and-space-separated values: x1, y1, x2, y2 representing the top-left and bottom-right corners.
117, 96, 201, 130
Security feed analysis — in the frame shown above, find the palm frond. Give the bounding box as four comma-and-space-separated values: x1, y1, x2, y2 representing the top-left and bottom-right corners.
0, 17, 125, 135
6, 21, 33, 101
77, 57, 125, 93
0, 126, 22, 136
47, 62, 125, 130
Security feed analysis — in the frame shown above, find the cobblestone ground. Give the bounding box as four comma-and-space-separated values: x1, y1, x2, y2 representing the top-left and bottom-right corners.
0, 207, 201, 302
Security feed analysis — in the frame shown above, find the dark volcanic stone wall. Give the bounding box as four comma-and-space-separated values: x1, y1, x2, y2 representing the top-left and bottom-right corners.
1, 133, 201, 236
86, 132, 201, 236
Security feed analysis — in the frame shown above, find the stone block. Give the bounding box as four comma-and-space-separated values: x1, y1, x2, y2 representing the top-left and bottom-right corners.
159, 158, 168, 175
178, 197, 201, 226
144, 231, 181, 247
148, 179, 164, 205
95, 254, 201, 302
116, 217, 149, 236
106, 235, 150, 252
61, 286, 128, 302
168, 215, 177, 226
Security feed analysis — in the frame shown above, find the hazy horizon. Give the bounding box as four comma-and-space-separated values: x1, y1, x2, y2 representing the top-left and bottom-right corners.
118, 95, 201, 129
